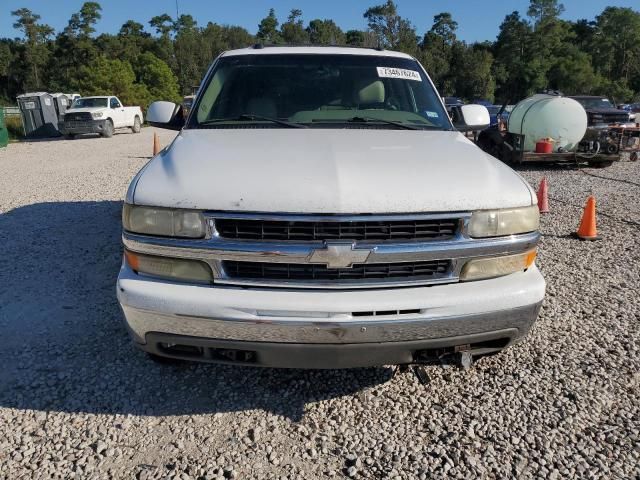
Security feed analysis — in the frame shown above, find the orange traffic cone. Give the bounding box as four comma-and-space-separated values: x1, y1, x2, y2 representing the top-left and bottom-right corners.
575, 196, 600, 241
537, 177, 549, 214
152, 132, 161, 156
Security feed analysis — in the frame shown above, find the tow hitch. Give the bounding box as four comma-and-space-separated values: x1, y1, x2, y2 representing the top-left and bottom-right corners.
453, 351, 473, 370
412, 344, 474, 370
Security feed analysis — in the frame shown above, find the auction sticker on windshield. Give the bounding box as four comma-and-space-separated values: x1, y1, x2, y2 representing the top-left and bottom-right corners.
376, 67, 422, 81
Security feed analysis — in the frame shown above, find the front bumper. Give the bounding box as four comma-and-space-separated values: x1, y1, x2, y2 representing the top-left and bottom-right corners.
117, 263, 545, 368
61, 119, 106, 135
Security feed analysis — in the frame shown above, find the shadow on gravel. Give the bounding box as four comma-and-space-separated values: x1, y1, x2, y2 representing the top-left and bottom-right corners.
16, 131, 137, 143
0, 201, 391, 421
15, 136, 67, 143
511, 163, 586, 172
512, 162, 635, 177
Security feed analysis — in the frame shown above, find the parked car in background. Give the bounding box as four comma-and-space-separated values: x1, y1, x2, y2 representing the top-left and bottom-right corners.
473, 100, 510, 128
61, 96, 143, 138
182, 95, 195, 115
568, 95, 630, 127
118, 46, 544, 369
487, 105, 510, 127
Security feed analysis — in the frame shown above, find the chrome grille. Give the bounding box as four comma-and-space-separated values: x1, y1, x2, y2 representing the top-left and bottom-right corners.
214, 217, 459, 242
222, 260, 451, 282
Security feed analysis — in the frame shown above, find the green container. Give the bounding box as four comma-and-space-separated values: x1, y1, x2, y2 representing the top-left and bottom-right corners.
0, 108, 8, 148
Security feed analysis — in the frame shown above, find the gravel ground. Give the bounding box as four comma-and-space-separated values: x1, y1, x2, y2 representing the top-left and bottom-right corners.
1, 128, 639, 479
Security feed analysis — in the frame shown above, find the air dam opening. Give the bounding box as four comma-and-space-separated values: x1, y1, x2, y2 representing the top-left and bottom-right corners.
157, 343, 257, 364
158, 342, 204, 357
210, 348, 256, 364
353, 309, 422, 317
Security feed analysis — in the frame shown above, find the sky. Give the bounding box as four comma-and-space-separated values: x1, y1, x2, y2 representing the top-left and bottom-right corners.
2, 0, 638, 43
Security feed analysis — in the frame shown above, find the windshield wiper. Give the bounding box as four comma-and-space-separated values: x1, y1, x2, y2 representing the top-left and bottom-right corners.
346, 116, 423, 131
199, 114, 307, 129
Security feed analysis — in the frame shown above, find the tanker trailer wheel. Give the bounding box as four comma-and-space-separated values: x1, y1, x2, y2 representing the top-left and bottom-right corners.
477, 129, 511, 163
588, 160, 613, 168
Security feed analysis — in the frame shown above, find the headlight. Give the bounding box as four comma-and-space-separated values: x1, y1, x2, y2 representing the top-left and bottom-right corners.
91, 112, 103, 119
123, 204, 206, 238
125, 250, 212, 283
460, 250, 537, 281
468, 206, 539, 238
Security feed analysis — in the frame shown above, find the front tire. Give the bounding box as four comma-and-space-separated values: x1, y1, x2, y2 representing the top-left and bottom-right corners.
132, 116, 141, 133
102, 119, 114, 138
65, 134, 75, 140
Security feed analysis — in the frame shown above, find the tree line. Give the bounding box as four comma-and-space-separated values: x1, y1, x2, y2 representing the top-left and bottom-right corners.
1, 0, 639, 109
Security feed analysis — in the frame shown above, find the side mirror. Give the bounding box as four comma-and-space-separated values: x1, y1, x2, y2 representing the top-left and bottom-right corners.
147, 101, 185, 131
452, 104, 490, 132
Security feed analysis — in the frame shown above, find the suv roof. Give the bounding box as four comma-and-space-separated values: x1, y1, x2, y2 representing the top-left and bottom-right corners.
222, 45, 415, 60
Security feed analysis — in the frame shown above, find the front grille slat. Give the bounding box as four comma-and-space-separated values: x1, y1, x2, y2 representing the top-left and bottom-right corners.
215, 218, 459, 242
223, 260, 451, 283
64, 112, 93, 122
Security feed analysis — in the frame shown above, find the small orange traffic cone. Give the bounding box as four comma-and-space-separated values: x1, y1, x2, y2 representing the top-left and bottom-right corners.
152, 132, 161, 156
575, 196, 600, 241
537, 177, 549, 214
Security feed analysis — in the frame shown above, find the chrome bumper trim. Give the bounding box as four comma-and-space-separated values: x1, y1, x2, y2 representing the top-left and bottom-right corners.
123, 224, 540, 259
122, 231, 540, 264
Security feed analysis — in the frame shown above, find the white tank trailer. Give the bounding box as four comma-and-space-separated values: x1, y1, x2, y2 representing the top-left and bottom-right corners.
508, 94, 588, 152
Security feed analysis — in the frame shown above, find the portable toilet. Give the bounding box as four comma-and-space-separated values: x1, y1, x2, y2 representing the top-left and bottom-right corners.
51, 93, 72, 121
0, 108, 9, 148
16, 92, 61, 138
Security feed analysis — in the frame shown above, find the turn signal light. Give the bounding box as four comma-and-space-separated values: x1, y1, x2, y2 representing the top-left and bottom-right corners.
124, 250, 212, 284
460, 249, 537, 281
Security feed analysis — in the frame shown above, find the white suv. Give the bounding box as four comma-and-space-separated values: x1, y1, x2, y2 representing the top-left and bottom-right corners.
117, 46, 545, 369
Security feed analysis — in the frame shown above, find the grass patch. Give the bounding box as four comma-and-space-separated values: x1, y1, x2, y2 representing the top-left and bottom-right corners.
5, 116, 24, 140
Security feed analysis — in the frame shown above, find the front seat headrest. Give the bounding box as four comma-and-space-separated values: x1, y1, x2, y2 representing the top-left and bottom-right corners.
354, 80, 385, 105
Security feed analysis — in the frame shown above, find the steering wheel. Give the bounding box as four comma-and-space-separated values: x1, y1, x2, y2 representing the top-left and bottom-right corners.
385, 96, 400, 111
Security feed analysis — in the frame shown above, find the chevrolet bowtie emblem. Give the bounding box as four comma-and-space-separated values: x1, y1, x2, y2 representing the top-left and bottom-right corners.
308, 242, 374, 269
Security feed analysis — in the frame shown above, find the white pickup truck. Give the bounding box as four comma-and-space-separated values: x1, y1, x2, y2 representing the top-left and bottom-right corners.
62, 96, 143, 138
118, 46, 545, 369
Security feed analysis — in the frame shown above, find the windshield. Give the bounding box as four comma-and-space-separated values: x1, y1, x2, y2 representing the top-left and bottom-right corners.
71, 97, 108, 108
190, 54, 451, 130
573, 97, 615, 109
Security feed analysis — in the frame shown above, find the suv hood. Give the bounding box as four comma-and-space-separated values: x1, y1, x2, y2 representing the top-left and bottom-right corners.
131, 129, 535, 213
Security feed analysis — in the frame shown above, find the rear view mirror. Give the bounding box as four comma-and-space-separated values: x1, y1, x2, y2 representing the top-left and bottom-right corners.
147, 101, 185, 131
452, 104, 490, 132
